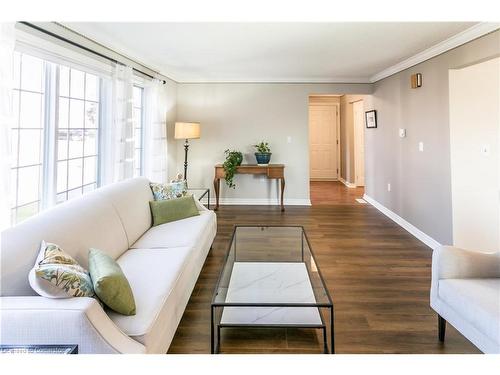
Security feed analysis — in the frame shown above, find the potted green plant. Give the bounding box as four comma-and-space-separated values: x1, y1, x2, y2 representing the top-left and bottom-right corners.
253, 141, 272, 165
223, 149, 243, 188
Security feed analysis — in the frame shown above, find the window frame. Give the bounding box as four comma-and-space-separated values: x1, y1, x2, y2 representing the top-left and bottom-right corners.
54, 65, 103, 203
10, 52, 47, 224
9, 50, 105, 225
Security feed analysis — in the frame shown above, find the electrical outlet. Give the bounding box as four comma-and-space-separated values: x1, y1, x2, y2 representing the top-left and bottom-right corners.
387, 183, 391, 192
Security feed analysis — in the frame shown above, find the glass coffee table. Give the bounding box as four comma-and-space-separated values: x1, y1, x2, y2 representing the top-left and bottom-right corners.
211, 225, 334, 354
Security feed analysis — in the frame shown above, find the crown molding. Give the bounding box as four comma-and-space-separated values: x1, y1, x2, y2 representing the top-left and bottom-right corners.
172, 77, 371, 84
369, 22, 500, 83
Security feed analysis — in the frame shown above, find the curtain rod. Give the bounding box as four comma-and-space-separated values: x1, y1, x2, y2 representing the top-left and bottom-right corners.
19, 21, 167, 84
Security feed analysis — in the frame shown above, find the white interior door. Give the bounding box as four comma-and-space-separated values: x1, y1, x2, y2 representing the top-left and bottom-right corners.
309, 104, 338, 180
353, 100, 365, 186
449, 57, 500, 252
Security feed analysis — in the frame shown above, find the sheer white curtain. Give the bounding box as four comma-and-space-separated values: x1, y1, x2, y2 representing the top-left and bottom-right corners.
143, 79, 168, 183
101, 64, 134, 184
0, 23, 16, 230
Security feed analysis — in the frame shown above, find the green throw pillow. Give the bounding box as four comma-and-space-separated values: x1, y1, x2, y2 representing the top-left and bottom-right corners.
149, 195, 200, 226
88, 248, 136, 316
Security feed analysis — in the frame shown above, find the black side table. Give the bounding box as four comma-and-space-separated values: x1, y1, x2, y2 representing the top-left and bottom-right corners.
187, 188, 210, 209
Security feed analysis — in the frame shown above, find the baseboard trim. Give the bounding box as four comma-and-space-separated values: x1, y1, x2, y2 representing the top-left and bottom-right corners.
363, 194, 442, 250
339, 177, 357, 188
202, 198, 311, 206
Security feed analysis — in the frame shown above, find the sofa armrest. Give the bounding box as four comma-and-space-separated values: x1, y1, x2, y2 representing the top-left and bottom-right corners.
0, 296, 145, 354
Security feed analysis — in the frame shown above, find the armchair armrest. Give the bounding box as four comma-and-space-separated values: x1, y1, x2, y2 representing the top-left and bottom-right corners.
432, 246, 500, 280
431, 246, 500, 303
0, 296, 145, 354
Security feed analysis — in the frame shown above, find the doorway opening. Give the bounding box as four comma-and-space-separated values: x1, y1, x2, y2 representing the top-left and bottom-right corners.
308, 94, 370, 205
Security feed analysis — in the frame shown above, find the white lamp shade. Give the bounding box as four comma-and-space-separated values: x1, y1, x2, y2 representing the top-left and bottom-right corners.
175, 122, 201, 139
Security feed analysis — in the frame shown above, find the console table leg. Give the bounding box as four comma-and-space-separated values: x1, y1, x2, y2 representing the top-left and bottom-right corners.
280, 177, 285, 211
214, 177, 220, 211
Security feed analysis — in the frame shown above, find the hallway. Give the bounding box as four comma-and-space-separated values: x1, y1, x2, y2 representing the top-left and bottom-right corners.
310, 181, 365, 205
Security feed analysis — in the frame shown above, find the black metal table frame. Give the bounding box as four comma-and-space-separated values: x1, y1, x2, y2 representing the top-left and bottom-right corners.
187, 187, 210, 209
210, 225, 335, 354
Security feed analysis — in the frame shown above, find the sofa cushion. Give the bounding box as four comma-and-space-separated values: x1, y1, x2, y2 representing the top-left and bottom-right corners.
108, 247, 192, 341
131, 210, 215, 249
439, 278, 500, 343
97, 177, 154, 247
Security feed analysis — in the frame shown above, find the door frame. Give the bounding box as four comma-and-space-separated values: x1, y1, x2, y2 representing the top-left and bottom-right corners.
308, 102, 341, 181
352, 100, 365, 187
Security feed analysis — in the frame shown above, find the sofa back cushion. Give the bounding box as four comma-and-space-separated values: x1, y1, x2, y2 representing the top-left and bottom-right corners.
1, 192, 129, 297
97, 177, 153, 246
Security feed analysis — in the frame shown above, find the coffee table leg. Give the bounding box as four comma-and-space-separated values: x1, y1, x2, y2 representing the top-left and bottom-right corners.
322, 326, 328, 354
330, 306, 335, 354
217, 325, 221, 353
211, 306, 215, 354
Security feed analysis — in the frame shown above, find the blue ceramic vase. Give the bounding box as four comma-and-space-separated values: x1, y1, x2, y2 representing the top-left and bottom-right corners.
255, 152, 272, 165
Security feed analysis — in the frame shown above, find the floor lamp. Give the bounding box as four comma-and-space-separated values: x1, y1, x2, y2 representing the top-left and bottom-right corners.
174, 122, 201, 183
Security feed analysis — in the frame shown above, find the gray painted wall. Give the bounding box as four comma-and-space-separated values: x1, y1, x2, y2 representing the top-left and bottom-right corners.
365, 30, 500, 245
175, 83, 372, 203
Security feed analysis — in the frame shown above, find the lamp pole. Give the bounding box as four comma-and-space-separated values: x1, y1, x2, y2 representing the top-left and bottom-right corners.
183, 139, 189, 182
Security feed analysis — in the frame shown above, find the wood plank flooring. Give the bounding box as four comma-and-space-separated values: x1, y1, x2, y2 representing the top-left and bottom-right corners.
310, 180, 365, 205
167, 183, 480, 354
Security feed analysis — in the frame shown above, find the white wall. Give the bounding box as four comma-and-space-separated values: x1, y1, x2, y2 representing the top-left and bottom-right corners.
339, 94, 373, 184
449, 57, 500, 252
175, 83, 372, 204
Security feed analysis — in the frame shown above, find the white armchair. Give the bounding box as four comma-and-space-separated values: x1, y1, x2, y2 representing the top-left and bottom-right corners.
430, 246, 500, 353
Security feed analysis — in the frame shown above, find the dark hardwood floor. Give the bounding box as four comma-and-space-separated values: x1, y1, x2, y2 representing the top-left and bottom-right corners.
310, 180, 365, 205
167, 182, 480, 354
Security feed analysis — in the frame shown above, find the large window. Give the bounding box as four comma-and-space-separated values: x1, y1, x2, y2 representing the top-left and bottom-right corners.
9, 51, 102, 225
56, 67, 100, 202
132, 85, 144, 177
10, 52, 46, 224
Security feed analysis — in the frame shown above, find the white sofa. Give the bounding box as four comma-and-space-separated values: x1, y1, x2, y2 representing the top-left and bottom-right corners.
430, 245, 500, 353
0, 177, 217, 353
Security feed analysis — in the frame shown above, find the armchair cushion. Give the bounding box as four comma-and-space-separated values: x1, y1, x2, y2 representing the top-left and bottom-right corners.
439, 278, 500, 344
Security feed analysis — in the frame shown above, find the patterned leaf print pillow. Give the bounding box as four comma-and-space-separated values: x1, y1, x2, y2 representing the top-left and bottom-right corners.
33, 242, 95, 298
150, 180, 188, 201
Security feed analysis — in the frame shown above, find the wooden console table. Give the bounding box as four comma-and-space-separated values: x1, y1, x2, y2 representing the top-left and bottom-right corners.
214, 164, 285, 211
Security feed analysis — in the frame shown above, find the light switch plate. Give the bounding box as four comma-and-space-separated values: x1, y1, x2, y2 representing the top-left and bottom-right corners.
481, 144, 490, 155
419, 142, 424, 152
387, 183, 391, 192
399, 129, 406, 138
287, 136, 292, 144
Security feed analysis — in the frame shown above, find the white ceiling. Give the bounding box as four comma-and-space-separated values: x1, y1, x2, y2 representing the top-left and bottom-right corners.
64, 22, 478, 83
